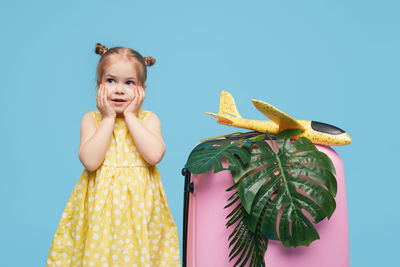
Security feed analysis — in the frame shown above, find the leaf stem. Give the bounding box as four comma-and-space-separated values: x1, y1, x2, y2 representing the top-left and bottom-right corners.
200, 131, 244, 142
265, 130, 278, 153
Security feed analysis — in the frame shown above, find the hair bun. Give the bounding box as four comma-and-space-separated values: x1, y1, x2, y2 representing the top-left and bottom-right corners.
144, 56, 156, 66
95, 43, 108, 55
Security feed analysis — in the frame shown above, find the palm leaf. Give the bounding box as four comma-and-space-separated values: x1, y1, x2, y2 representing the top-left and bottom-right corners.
225, 184, 268, 267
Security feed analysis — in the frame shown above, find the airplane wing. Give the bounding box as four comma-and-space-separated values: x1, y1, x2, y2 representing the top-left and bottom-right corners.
251, 99, 305, 130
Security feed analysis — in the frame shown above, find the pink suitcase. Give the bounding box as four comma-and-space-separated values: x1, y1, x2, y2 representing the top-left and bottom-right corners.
182, 135, 349, 267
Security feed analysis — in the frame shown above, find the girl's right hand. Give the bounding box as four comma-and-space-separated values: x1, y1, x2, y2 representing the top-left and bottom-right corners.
96, 83, 116, 119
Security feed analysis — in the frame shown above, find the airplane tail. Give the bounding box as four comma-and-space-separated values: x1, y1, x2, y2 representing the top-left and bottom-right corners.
218, 91, 242, 118
205, 91, 242, 126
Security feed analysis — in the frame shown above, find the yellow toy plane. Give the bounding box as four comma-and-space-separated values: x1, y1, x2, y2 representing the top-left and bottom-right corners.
205, 91, 352, 146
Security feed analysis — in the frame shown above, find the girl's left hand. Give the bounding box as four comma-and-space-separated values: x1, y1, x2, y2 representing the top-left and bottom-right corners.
123, 85, 145, 117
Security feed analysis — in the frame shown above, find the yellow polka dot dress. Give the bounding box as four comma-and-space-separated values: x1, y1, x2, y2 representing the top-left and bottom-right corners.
47, 109, 182, 267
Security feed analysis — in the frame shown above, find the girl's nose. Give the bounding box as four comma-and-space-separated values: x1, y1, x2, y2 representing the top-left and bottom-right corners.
115, 84, 125, 93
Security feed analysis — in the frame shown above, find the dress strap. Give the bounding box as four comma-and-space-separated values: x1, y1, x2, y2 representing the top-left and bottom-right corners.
90, 110, 101, 128
141, 110, 154, 124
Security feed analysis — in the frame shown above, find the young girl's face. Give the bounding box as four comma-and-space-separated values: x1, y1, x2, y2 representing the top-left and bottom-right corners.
100, 55, 143, 115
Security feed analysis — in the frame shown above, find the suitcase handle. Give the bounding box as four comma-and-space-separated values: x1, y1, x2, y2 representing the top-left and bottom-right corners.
182, 167, 193, 267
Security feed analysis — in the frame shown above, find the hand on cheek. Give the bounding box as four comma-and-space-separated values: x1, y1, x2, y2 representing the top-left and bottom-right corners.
123, 85, 145, 117
96, 83, 116, 119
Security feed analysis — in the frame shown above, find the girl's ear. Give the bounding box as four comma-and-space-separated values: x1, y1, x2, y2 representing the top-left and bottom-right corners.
143, 84, 147, 90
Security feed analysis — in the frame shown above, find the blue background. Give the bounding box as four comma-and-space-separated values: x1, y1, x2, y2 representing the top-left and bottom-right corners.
1, 0, 398, 266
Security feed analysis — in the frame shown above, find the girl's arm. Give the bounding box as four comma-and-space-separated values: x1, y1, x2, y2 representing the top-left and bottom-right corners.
78, 112, 115, 171
125, 112, 166, 166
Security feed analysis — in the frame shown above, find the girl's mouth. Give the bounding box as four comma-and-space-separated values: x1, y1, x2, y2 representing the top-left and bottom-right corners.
112, 99, 127, 105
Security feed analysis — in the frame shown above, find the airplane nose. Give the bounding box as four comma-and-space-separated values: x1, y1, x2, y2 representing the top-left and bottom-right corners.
344, 133, 352, 145
311, 121, 352, 145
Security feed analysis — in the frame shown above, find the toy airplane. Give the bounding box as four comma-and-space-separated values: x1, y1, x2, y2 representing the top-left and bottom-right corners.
205, 91, 352, 146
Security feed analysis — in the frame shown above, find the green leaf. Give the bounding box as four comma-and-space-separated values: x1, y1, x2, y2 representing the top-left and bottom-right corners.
184, 139, 251, 174
233, 129, 337, 248
225, 190, 268, 267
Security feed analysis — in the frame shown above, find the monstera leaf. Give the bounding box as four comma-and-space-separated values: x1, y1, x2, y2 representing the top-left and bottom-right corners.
233, 129, 337, 248
184, 138, 252, 174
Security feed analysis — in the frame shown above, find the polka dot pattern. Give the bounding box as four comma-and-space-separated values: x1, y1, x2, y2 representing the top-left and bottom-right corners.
47, 109, 182, 267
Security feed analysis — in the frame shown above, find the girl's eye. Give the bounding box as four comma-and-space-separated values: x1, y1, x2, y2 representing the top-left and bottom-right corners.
107, 78, 115, 83
127, 81, 135, 85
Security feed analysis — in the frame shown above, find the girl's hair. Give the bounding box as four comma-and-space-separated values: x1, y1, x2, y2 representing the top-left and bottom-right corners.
94, 43, 155, 86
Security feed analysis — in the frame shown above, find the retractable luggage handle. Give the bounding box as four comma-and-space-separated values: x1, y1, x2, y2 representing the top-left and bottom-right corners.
182, 167, 193, 267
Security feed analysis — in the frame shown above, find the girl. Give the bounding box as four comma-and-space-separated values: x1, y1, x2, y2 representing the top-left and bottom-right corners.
47, 43, 182, 267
